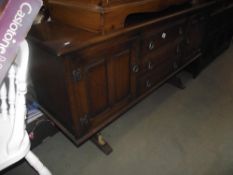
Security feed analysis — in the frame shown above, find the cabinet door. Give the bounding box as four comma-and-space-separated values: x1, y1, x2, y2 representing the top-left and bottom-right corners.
183, 15, 206, 62
107, 50, 134, 104
70, 39, 137, 137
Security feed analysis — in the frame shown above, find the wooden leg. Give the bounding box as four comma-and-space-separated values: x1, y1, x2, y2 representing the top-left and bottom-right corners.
186, 57, 202, 79
168, 76, 185, 89
91, 133, 113, 155
187, 63, 201, 79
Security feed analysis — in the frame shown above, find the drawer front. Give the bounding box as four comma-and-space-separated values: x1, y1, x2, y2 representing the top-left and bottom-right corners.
137, 57, 180, 95
140, 40, 182, 75
141, 21, 185, 57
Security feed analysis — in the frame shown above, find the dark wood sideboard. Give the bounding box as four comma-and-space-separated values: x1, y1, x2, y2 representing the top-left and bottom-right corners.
28, 0, 233, 153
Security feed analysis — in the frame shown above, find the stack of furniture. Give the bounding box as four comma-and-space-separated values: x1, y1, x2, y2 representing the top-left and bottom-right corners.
28, 0, 233, 153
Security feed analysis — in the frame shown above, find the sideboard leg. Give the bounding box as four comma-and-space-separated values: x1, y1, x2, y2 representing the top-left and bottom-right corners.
168, 76, 185, 89
186, 58, 202, 79
91, 133, 113, 155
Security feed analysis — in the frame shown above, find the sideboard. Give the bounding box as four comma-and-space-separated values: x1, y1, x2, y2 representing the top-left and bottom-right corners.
28, 0, 233, 153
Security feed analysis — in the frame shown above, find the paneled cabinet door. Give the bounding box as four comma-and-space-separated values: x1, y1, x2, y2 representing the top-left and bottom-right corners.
71, 40, 138, 138
183, 15, 206, 61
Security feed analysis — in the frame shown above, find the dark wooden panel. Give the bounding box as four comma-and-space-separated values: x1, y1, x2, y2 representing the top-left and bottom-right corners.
108, 50, 131, 103
85, 59, 109, 116
201, 3, 233, 68
29, 42, 74, 134
182, 14, 206, 63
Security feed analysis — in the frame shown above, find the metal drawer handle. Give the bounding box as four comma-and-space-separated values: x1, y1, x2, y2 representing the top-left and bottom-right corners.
148, 61, 154, 70
146, 80, 152, 88
148, 41, 155, 50
132, 64, 140, 73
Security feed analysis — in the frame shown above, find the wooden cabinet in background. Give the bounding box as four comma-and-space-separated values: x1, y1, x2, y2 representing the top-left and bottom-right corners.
48, 0, 191, 33
200, 2, 233, 69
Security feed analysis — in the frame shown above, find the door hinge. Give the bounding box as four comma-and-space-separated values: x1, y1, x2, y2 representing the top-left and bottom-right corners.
80, 114, 90, 127
72, 68, 82, 82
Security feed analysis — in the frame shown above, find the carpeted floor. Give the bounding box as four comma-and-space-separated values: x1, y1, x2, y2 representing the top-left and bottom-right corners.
3, 44, 233, 175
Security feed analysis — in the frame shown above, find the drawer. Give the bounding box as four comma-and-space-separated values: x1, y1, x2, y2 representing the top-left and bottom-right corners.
141, 20, 185, 57
140, 40, 182, 75
137, 58, 180, 95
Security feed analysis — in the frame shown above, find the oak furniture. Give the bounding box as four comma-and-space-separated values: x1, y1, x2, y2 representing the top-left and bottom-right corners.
28, 0, 233, 153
